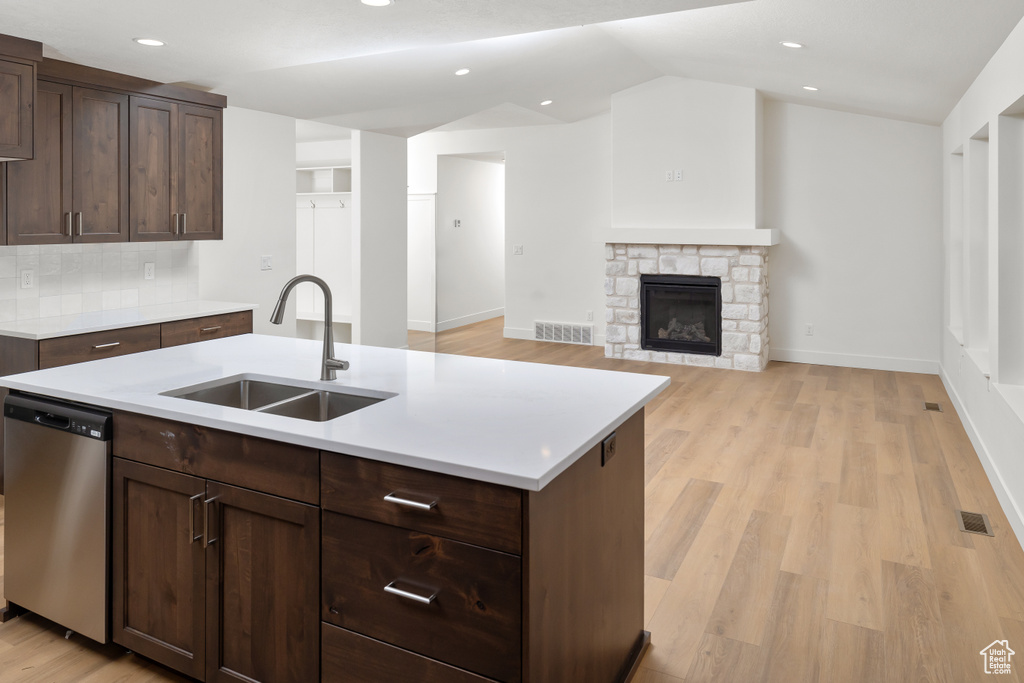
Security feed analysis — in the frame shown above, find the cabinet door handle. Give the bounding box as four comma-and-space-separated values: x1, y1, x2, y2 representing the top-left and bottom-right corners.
384, 581, 437, 605
203, 496, 219, 547
75, 212, 83, 236
200, 326, 222, 333
92, 341, 121, 350
173, 213, 179, 235
383, 492, 438, 511
181, 213, 187, 235
65, 212, 72, 236
188, 493, 204, 544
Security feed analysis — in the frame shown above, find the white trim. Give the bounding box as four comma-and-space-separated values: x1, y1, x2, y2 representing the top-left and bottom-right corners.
504, 326, 533, 340
939, 366, 1024, 545
436, 308, 504, 332
770, 348, 940, 375
407, 320, 435, 333
604, 228, 779, 246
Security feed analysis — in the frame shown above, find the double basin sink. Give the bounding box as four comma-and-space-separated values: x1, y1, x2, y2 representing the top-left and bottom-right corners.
162, 375, 395, 422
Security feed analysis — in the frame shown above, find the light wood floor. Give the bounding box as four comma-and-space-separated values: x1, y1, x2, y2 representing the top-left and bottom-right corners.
1, 317, 1022, 682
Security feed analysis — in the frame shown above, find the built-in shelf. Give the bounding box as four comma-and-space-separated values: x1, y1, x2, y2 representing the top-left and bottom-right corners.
603, 228, 779, 246
297, 166, 351, 194
966, 347, 991, 378
296, 308, 352, 324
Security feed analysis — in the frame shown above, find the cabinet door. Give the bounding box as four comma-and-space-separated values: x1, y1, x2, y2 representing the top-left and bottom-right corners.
6, 81, 73, 245
0, 58, 34, 161
130, 96, 178, 241
205, 482, 319, 683
178, 104, 222, 240
73, 87, 128, 242
112, 458, 207, 680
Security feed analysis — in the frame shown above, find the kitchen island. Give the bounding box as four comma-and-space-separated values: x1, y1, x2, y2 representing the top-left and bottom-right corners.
1, 334, 668, 683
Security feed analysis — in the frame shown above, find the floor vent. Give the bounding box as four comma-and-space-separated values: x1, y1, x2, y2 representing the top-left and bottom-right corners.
534, 321, 593, 346
957, 510, 994, 536
923, 401, 943, 412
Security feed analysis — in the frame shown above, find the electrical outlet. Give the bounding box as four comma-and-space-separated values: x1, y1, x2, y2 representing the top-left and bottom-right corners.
20, 270, 33, 289
453, 219, 461, 228
586, 310, 593, 321
665, 170, 673, 182
260, 256, 273, 271
674, 169, 683, 181
804, 323, 814, 336
144, 262, 155, 281
513, 245, 524, 255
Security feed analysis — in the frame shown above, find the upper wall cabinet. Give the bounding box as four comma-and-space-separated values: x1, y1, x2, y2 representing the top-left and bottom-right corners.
0, 52, 225, 246
6, 82, 129, 244
0, 35, 42, 162
130, 98, 222, 241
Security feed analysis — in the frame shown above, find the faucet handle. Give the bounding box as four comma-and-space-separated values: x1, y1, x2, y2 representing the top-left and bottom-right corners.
326, 358, 350, 372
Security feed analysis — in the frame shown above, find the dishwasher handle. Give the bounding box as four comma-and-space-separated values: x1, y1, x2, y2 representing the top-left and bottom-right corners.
35, 412, 71, 430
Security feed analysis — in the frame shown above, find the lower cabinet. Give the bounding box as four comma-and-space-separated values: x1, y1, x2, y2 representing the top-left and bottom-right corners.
111, 458, 320, 683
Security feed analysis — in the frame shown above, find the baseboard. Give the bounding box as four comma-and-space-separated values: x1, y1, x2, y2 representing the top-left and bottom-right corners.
770, 348, 940, 375
407, 320, 435, 333
939, 365, 1024, 545
436, 308, 504, 333
502, 326, 604, 346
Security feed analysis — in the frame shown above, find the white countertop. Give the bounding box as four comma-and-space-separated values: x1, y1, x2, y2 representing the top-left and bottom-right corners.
0, 301, 258, 340
0, 334, 669, 490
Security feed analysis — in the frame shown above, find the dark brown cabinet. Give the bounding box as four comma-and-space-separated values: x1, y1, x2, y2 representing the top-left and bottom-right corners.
130, 98, 222, 242
0, 59, 34, 160
6, 81, 127, 244
112, 459, 320, 683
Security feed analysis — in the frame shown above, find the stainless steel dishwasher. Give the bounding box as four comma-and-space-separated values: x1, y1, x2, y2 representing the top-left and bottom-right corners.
4, 393, 112, 644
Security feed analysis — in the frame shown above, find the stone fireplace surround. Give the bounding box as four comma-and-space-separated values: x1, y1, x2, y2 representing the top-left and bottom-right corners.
605, 243, 770, 371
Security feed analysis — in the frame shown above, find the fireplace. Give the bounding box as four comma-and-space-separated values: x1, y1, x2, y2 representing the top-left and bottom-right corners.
640, 275, 722, 356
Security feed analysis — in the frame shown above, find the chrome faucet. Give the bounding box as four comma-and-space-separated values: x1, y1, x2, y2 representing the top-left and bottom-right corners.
270, 274, 349, 380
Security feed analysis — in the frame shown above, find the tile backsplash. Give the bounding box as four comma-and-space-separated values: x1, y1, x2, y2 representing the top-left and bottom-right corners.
0, 242, 199, 323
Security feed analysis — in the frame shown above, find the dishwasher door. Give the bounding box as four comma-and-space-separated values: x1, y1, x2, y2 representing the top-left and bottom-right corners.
4, 393, 112, 644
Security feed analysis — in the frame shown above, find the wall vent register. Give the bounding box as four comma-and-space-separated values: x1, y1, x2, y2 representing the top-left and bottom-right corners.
640, 275, 722, 356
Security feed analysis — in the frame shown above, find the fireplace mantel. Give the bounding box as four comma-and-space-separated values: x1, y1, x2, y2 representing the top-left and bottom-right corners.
603, 228, 779, 247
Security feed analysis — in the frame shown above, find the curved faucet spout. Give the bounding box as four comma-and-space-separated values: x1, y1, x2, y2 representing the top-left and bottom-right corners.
270, 274, 349, 380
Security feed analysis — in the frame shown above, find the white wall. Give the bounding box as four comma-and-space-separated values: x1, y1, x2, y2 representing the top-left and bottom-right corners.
941, 15, 1024, 542
611, 77, 760, 229
435, 156, 505, 331
198, 107, 297, 336
764, 102, 942, 373
351, 130, 408, 348
407, 195, 436, 331
409, 115, 612, 342
296, 139, 352, 168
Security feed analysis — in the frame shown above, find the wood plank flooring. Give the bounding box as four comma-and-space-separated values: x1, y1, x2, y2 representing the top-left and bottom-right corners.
0, 316, 1020, 682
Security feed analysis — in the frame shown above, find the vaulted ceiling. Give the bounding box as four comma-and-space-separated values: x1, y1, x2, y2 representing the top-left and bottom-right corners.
2, 0, 1021, 138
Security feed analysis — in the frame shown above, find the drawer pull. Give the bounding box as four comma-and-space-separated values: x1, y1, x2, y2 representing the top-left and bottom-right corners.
383, 492, 438, 511
384, 581, 437, 605
92, 342, 121, 350
188, 493, 204, 544
200, 326, 222, 333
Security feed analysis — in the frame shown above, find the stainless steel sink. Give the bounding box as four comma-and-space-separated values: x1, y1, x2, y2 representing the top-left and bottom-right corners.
162, 374, 394, 422
258, 390, 384, 422
170, 379, 309, 410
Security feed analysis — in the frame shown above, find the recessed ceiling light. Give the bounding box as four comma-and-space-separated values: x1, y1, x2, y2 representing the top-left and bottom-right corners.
133, 38, 165, 47
455, 68, 470, 76
780, 41, 804, 49
802, 85, 819, 91
361, 0, 393, 5
540, 100, 553, 106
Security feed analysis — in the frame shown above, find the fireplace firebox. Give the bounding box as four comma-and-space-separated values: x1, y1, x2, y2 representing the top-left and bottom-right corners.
640, 275, 722, 356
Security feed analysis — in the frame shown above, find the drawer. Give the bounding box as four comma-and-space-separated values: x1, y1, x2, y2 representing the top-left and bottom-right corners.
322, 513, 521, 683
38, 324, 161, 369
322, 623, 496, 683
113, 411, 319, 505
160, 310, 252, 348
321, 451, 522, 554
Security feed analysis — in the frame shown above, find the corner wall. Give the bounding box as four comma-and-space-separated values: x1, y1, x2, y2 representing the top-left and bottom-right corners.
198, 107, 298, 336
763, 101, 943, 373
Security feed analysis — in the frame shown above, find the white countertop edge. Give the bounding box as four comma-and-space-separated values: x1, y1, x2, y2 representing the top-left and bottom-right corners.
0, 301, 259, 340
2, 376, 668, 491
604, 228, 780, 246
